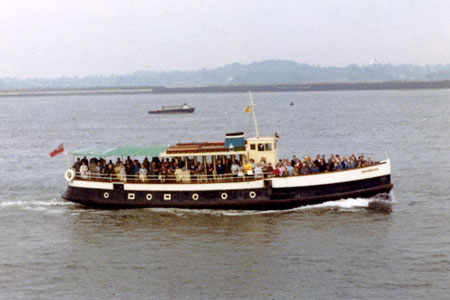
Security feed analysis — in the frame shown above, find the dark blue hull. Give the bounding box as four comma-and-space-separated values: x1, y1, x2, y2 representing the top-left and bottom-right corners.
62, 175, 393, 210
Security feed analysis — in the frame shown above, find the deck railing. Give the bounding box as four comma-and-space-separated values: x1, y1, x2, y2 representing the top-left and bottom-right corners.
71, 161, 386, 184
73, 171, 266, 184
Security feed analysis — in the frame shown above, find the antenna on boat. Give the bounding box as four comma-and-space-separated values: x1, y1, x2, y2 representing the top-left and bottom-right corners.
248, 90, 260, 138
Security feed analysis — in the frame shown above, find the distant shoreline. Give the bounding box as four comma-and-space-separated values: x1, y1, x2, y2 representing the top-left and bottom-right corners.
1, 80, 450, 97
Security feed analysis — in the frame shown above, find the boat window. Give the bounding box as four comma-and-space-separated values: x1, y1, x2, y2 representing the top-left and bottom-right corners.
250, 144, 256, 150
258, 143, 264, 151
265, 143, 272, 151
274, 140, 277, 150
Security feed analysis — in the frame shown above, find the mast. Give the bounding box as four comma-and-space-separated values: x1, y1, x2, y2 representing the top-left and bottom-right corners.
248, 90, 260, 138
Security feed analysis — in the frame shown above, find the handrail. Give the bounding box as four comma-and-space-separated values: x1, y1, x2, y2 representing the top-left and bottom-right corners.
73, 171, 265, 183
72, 161, 386, 184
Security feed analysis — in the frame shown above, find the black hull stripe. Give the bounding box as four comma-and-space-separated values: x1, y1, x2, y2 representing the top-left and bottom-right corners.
62, 175, 393, 210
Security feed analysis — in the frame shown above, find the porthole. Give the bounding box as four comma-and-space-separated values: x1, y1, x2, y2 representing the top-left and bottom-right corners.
164, 194, 171, 201
221, 192, 228, 200
104, 192, 109, 199
192, 193, 199, 201
249, 191, 256, 199
146, 193, 153, 201
128, 193, 135, 200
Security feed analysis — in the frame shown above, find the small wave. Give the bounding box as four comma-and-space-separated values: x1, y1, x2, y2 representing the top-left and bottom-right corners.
298, 198, 372, 210
0, 199, 76, 210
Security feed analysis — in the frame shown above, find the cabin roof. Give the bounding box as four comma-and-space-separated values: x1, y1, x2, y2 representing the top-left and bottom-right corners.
246, 136, 277, 141
162, 141, 247, 157
70, 146, 167, 157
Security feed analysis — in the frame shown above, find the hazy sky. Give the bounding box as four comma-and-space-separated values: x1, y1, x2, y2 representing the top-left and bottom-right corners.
1, 0, 449, 78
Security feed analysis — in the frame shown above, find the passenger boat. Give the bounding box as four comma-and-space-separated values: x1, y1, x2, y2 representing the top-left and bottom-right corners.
148, 103, 195, 114
62, 93, 393, 209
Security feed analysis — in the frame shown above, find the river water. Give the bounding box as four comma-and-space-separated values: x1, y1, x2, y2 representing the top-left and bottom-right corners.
0, 90, 449, 299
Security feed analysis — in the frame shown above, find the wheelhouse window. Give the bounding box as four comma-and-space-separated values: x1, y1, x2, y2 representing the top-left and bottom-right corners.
250, 144, 256, 150
265, 143, 272, 151
258, 143, 264, 151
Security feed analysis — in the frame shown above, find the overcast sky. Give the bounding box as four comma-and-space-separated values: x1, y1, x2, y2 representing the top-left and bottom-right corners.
1, 0, 449, 78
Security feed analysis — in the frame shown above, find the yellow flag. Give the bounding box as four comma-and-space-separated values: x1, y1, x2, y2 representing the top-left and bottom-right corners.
245, 106, 250, 113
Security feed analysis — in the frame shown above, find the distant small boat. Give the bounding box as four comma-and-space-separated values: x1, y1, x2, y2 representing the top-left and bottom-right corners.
290, 102, 294, 106
148, 103, 195, 114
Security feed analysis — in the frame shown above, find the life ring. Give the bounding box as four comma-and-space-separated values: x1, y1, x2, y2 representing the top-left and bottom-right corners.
146, 193, 153, 201
104, 192, 109, 199
249, 191, 256, 199
65, 169, 75, 182
192, 193, 199, 201
221, 192, 228, 200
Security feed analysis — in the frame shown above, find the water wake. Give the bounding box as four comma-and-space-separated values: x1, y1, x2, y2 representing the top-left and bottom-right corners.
1, 193, 393, 215
144, 194, 393, 216
0, 198, 77, 212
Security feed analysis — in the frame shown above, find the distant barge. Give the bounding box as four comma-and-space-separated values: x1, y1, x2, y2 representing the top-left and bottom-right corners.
148, 103, 195, 114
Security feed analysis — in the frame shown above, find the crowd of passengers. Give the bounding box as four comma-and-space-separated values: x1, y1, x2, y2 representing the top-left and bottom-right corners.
72, 153, 376, 182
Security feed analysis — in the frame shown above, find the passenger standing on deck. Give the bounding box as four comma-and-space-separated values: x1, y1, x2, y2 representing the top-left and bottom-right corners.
314, 155, 321, 168
149, 161, 159, 179
361, 155, 367, 167
260, 157, 267, 170
328, 154, 336, 172
292, 164, 300, 176
159, 163, 168, 182
356, 155, 363, 168
94, 161, 102, 178
254, 163, 263, 178
243, 160, 253, 175
341, 156, 349, 169
89, 158, 97, 174
73, 158, 81, 172
216, 160, 225, 181
224, 158, 232, 177
250, 159, 256, 170
105, 163, 115, 180
300, 163, 310, 175
335, 155, 343, 170
196, 162, 205, 182
310, 163, 320, 173
118, 162, 127, 182
348, 157, 355, 169
80, 161, 89, 179
319, 159, 327, 172
189, 163, 197, 181
174, 165, 182, 182
131, 160, 140, 176
206, 163, 214, 181
322, 154, 328, 170
138, 164, 147, 182
291, 155, 297, 167
231, 161, 239, 178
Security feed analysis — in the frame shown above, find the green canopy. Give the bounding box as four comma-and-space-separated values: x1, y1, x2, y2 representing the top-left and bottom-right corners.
70, 146, 167, 157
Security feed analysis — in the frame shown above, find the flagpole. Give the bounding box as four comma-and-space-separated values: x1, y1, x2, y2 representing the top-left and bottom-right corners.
64, 150, 71, 169
248, 90, 259, 138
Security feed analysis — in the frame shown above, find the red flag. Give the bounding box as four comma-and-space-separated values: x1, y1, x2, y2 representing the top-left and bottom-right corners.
49, 143, 64, 158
